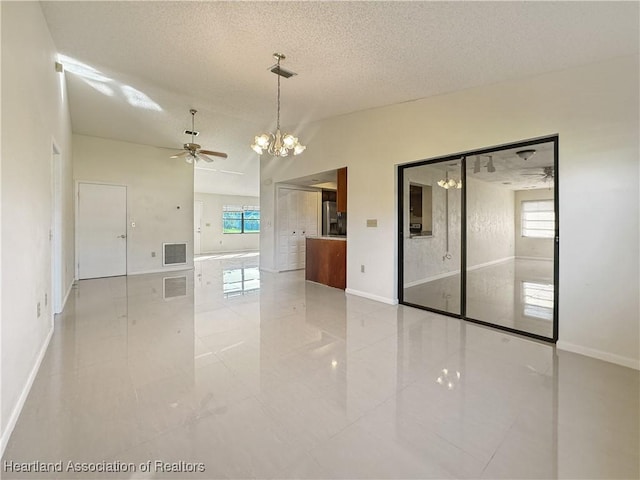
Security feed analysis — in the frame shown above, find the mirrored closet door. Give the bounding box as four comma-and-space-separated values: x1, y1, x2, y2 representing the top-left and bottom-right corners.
399, 137, 558, 342
465, 140, 557, 339
400, 159, 463, 316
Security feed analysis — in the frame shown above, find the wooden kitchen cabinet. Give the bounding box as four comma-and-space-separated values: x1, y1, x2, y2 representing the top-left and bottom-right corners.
305, 237, 346, 290
337, 167, 347, 213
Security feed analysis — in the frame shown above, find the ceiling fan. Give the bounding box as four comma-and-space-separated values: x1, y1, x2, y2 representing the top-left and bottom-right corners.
170, 109, 228, 163
521, 166, 554, 182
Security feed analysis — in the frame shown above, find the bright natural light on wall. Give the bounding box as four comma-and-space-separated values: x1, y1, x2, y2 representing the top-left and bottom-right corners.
58, 54, 162, 111
121, 85, 162, 111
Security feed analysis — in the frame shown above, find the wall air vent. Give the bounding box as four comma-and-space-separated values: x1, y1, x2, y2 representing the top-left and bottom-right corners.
163, 242, 187, 266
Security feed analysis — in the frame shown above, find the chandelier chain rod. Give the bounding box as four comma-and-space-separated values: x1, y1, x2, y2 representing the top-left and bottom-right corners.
276, 57, 281, 131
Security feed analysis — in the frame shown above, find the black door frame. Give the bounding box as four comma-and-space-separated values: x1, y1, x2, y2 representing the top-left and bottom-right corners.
397, 135, 559, 343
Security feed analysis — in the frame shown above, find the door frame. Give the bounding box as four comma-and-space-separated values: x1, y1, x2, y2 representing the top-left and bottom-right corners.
75, 181, 128, 279
50, 139, 63, 315
397, 134, 559, 343
194, 200, 204, 255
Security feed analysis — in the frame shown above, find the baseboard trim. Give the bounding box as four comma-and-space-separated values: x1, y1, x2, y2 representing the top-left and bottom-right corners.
556, 341, 640, 370
0, 326, 54, 457
516, 256, 553, 261
61, 279, 74, 311
128, 266, 194, 276
403, 256, 515, 289
404, 269, 458, 288
259, 267, 279, 273
345, 288, 398, 305
468, 256, 515, 271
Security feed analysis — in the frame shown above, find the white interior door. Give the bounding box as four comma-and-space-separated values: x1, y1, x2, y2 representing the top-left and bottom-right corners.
194, 201, 203, 255
78, 183, 127, 279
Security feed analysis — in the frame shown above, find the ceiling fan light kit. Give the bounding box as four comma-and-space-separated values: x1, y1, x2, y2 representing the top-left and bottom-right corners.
516, 149, 536, 161
170, 109, 228, 164
251, 53, 306, 157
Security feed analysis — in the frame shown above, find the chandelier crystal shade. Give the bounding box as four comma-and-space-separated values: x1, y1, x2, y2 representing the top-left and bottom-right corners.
437, 171, 462, 189
251, 54, 306, 157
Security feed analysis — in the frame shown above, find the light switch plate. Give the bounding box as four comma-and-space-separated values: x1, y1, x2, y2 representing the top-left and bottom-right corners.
366, 219, 377, 227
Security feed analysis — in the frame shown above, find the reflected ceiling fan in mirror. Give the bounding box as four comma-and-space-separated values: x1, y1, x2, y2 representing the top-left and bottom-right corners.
170, 109, 228, 163
521, 166, 554, 183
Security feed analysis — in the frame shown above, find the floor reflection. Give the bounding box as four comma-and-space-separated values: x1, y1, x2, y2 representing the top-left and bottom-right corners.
1, 253, 637, 479
403, 258, 554, 338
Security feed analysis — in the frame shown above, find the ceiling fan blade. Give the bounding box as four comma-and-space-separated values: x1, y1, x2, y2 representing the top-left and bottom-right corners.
196, 153, 215, 163
199, 149, 228, 159
170, 150, 189, 158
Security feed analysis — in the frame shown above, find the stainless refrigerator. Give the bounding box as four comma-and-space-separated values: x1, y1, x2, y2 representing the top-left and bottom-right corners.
322, 201, 338, 235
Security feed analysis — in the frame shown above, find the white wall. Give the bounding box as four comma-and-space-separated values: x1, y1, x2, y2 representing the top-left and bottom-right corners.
194, 192, 260, 253
1, 2, 74, 453
402, 167, 514, 286
514, 189, 555, 259
466, 178, 515, 267
73, 134, 194, 275
260, 55, 640, 368
402, 164, 461, 285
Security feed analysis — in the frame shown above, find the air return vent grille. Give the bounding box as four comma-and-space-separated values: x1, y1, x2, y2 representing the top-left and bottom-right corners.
163, 242, 187, 266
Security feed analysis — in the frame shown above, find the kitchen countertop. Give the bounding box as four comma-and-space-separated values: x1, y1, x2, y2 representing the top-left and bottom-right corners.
307, 235, 347, 241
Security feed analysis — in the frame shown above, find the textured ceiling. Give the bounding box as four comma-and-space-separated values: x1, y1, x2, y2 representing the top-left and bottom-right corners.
40, 1, 639, 196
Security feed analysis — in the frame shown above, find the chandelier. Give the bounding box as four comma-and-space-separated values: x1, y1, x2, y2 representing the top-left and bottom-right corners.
251, 53, 306, 157
437, 171, 462, 189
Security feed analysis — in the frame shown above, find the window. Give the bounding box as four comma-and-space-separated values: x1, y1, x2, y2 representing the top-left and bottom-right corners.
521, 200, 554, 238
223, 205, 260, 234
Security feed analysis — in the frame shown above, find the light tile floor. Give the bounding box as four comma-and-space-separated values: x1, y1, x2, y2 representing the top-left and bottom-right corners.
404, 258, 555, 338
2, 253, 638, 479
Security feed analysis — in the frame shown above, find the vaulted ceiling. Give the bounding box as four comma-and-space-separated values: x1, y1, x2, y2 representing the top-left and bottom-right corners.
40, 1, 639, 196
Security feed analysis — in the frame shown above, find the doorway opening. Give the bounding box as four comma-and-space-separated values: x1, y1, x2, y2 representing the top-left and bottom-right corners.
398, 136, 558, 342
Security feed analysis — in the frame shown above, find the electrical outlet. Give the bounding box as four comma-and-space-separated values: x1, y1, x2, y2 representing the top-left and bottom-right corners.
361, 265, 365, 273
151, 251, 156, 257
37, 302, 41, 318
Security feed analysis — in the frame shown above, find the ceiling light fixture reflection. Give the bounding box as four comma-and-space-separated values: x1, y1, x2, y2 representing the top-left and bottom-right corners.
251, 53, 306, 157
486, 155, 496, 173
436, 368, 462, 390
516, 149, 536, 161
437, 171, 462, 189
473, 156, 481, 174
